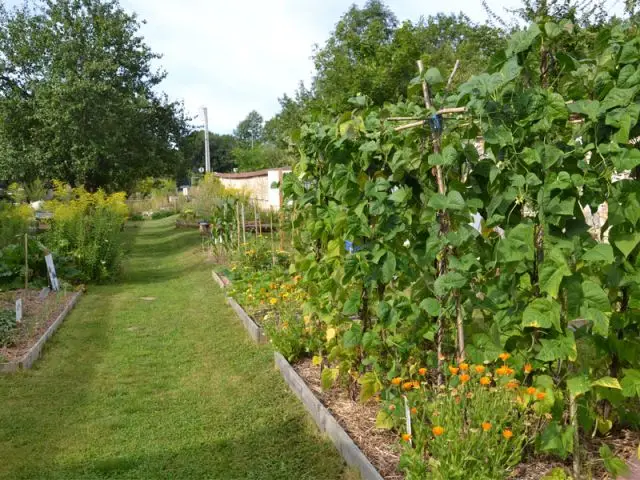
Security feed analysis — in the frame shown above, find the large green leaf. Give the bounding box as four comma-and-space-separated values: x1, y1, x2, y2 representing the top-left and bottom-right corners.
568, 100, 600, 121
583, 244, 614, 264
536, 332, 577, 362
621, 369, 640, 397
375, 410, 394, 429
425, 67, 444, 86
381, 252, 396, 283
389, 187, 411, 203
507, 23, 541, 56
434, 271, 466, 296
342, 290, 361, 315
358, 372, 382, 402
613, 232, 640, 258
601, 87, 638, 111
539, 249, 571, 298
321, 367, 339, 390
612, 149, 640, 171
420, 297, 441, 316
567, 375, 591, 398
591, 376, 622, 390
523, 298, 561, 331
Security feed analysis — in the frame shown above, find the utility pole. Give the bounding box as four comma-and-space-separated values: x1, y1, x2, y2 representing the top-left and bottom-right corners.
202, 107, 211, 173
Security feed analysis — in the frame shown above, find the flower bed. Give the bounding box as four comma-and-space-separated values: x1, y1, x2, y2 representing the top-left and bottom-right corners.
0, 289, 82, 372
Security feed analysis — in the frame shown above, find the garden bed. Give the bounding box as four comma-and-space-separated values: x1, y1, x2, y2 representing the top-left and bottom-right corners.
283, 357, 640, 480
225, 296, 266, 344
211, 270, 230, 288
0, 289, 81, 372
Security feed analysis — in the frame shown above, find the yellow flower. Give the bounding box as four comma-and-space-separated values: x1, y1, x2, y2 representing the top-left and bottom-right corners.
499, 352, 511, 362
432, 426, 444, 437
269, 297, 278, 305
459, 363, 469, 371
480, 376, 491, 386
391, 377, 402, 386
474, 365, 486, 374
481, 422, 492, 432
502, 429, 514, 440
418, 367, 428, 376
524, 363, 533, 374
526, 387, 536, 395
506, 380, 519, 390
460, 374, 471, 383
449, 366, 460, 375
402, 382, 414, 391
402, 433, 412, 442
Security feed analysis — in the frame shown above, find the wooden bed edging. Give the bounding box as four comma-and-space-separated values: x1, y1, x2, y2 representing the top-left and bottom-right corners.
212, 270, 227, 289
0, 291, 82, 373
226, 297, 267, 344
274, 352, 384, 480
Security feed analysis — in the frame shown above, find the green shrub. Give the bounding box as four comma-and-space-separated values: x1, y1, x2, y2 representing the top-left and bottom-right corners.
150, 210, 175, 220
129, 213, 145, 221
0, 309, 16, 347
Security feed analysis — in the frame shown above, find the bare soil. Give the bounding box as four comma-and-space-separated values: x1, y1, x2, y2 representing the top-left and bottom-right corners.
0, 288, 75, 361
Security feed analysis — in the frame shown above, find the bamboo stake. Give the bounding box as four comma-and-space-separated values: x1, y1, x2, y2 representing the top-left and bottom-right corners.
279, 209, 284, 251
270, 208, 276, 266
241, 203, 246, 244
24, 233, 28, 290
236, 203, 241, 252
388, 108, 467, 122
446, 60, 460, 90
570, 393, 581, 479
253, 202, 258, 237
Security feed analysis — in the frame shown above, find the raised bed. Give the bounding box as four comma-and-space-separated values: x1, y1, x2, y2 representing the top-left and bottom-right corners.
211, 270, 229, 289
275, 352, 384, 480
226, 297, 266, 344
0, 291, 82, 373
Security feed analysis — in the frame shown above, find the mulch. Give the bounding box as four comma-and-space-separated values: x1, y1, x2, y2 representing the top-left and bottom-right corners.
0, 288, 74, 361
293, 358, 640, 480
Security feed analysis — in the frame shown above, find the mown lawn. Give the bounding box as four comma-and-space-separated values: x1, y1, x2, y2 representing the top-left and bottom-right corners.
0, 217, 350, 480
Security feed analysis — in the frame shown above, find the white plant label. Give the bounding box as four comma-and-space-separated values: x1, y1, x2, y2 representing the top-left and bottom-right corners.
45, 254, 60, 291
15, 298, 23, 323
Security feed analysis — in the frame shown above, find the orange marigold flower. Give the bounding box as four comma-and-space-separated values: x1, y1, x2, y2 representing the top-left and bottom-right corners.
524, 363, 533, 374
481, 422, 492, 432
502, 429, 514, 440
432, 426, 444, 436
536, 392, 546, 401
505, 367, 515, 375
459, 363, 469, 371
412, 380, 420, 389
391, 377, 402, 386
495, 366, 509, 376
506, 380, 519, 390
402, 382, 414, 391
526, 387, 536, 395
460, 374, 471, 383
449, 366, 460, 375
499, 352, 511, 362
480, 376, 491, 386
410, 407, 418, 415
388, 404, 396, 411
418, 367, 428, 376
474, 365, 486, 374
402, 433, 412, 442
269, 297, 278, 305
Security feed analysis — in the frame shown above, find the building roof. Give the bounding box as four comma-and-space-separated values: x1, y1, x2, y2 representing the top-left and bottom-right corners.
214, 167, 291, 180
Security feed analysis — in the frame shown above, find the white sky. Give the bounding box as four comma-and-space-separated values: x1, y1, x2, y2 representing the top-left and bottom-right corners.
4, 0, 629, 133
119, 0, 526, 133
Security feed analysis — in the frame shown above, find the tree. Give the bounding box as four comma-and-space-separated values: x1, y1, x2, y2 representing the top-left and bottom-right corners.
232, 144, 291, 172
310, 2, 505, 112
263, 82, 314, 148
233, 110, 264, 148
0, 0, 188, 192
177, 130, 236, 181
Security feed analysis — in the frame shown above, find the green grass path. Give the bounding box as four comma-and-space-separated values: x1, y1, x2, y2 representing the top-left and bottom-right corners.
0, 217, 349, 480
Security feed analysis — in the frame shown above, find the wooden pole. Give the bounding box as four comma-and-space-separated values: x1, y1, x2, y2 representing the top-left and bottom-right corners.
24, 233, 28, 290
279, 209, 284, 251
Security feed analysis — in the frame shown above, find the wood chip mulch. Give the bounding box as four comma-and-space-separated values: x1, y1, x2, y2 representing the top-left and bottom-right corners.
294, 358, 403, 479
293, 358, 640, 480
0, 288, 74, 361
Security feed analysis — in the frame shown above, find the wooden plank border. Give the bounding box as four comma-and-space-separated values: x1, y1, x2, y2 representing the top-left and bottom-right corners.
226, 297, 266, 344
212, 270, 227, 289
274, 352, 384, 480
0, 291, 82, 373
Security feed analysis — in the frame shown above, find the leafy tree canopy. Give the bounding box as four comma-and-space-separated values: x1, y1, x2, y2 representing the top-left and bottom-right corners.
233, 110, 264, 148
178, 130, 236, 180
0, 0, 188, 192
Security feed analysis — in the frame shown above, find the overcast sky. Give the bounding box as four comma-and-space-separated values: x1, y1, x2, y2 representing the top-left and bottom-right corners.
118, 0, 527, 133
5, 0, 628, 133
